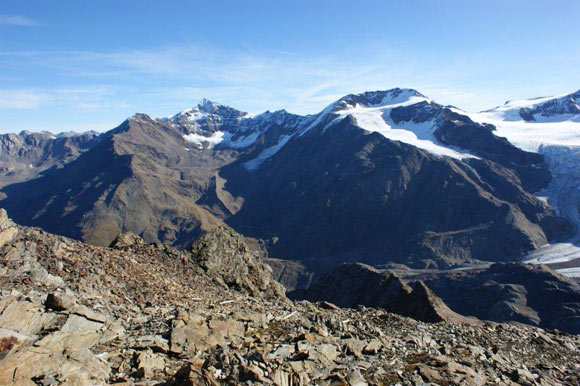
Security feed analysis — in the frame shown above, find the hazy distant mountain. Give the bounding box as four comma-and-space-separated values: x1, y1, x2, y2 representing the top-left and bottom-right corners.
0, 130, 99, 189
1, 88, 578, 275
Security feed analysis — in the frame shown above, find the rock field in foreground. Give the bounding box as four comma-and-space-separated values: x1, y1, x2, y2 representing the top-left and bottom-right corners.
0, 209, 579, 385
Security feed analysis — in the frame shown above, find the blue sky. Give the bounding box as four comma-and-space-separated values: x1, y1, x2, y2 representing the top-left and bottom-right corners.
1, 0, 579, 133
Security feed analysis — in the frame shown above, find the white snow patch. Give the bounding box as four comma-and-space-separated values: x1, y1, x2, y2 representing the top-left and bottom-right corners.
465, 109, 580, 153
336, 103, 474, 160
554, 267, 580, 277
298, 104, 335, 137
224, 131, 261, 149
183, 131, 225, 149
245, 135, 292, 171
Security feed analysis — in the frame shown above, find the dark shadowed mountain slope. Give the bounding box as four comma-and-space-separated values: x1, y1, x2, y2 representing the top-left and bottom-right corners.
223, 116, 565, 270
292, 262, 474, 324
297, 261, 580, 334
420, 262, 580, 334
0, 103, 300, 248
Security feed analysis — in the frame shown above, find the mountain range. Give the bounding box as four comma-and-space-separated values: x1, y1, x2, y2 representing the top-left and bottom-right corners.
2, 87, 580, 281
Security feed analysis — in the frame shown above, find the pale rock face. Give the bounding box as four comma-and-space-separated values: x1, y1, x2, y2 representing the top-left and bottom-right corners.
0, 209, 18, 247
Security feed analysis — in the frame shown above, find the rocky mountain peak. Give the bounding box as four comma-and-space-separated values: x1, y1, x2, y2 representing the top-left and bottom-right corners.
197, 97, 226, 113
167, 100, 248, 135
484, 88, 580, 122
332, 88, 428, 112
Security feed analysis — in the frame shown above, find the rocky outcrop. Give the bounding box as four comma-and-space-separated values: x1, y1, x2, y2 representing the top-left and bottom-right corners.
0, 208, 18, 247
518, 89, 580, 121
109, 231, 146, 249
295, 263, 475, 324
0, 213, 579, 385
190, 226, 286, 299
0, 291, 119, 385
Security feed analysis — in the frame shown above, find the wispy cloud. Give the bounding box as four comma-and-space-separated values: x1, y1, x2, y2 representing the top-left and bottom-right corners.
0, 90, 44, 108
0, 87, 132, 111
0, 15, 39, 26
1, 43, 578, 125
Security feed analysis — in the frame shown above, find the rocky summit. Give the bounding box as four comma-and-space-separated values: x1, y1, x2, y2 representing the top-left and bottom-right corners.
1, 209, 580, 385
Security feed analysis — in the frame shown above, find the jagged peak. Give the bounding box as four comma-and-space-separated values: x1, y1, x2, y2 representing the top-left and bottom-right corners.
197, 98, 224, 113
171, 99, 248, 121
128, 113, 154, 122
330, 88, 430, 113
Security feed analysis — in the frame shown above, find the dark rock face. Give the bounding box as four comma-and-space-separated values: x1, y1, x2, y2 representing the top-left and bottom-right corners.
331, 88, 426, 111
224, 117, 562, 270
422, 263, 580, 334
436, 109, 551, 193
390, 100, 441, 124
294, 263, 474, 324
293, 263, 411, 310
298, 261, 580, 334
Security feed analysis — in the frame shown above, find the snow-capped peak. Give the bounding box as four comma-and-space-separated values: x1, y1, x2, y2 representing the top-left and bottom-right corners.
197, 98, 223, 113
166, 100, 309, 151
300, 88, 472, 160
481, 89, 580, 123
170, 99, 248, 123
331, 88, 429, 112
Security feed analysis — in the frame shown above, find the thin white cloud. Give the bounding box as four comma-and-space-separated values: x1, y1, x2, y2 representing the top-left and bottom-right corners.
0, 15, 39, 26
0, 43, 578, 126
0, 90, 44, 108
0, 87, 132, 111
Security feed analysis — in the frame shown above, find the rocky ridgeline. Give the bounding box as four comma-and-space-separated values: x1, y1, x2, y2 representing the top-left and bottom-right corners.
1, 210, 579, 385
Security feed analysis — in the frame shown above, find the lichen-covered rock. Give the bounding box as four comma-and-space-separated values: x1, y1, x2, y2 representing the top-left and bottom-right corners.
191, 226, 286, 299
109, 231, 146, 249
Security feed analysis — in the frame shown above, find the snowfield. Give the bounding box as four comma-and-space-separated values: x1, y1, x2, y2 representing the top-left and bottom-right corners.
457, 93, 580, 277
183, 131, 225, 149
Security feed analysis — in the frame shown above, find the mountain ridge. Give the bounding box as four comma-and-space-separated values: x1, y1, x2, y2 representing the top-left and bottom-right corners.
1, 87, 579, 277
